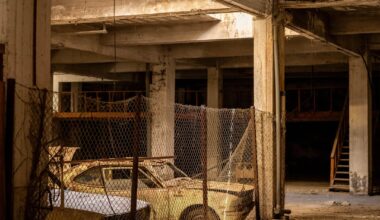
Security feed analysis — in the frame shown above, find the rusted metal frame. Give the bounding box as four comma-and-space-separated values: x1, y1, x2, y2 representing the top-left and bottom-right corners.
0, 82, 6, 220
131, 94, 142, 218
200, 106, 208, 219
251, 107, 260, 219
5, 79, 15, 220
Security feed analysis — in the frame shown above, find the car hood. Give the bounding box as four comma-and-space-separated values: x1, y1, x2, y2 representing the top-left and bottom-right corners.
164, 178, 254, 194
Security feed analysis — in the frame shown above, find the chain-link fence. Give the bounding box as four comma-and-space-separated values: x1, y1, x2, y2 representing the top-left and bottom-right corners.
14, 84, 273, 220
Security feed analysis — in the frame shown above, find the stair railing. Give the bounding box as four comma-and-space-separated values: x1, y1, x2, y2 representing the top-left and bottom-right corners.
330, 97, 348, 186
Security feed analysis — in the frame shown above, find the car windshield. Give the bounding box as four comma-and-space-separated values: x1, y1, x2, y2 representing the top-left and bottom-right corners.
151, 162, 188, 181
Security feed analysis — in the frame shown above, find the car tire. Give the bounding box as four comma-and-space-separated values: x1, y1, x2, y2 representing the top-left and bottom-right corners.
182, 207, 219, 220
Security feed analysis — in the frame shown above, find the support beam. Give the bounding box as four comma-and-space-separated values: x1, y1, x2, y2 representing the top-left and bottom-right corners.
218, 52, 347, 68
52, 49, 123, 64
254, 15, 285, 219
101, 13, 253, 45
171, 37, 340, 59
207, 67, 223, 108
286, 10, 361, 57
207, 67, 223, 179
3, 0, 52, 219
281, 0, 380, 9
349, 53, 373, 195
330, 15, 380, 35
149, 57, 175, 158
51, 34, 161, 63
51, 0, 234, 25
216, 0, 270, 17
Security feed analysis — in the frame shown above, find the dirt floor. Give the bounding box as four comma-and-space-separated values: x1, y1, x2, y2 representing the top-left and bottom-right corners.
285, 181, 380, 219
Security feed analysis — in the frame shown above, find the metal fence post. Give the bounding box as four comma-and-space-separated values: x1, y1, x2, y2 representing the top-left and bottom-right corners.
5, 79, 15, 220
0, 81, 6, 220
201, 105, 208, 219
131, 94, 142, 218
251, 107, 260, 219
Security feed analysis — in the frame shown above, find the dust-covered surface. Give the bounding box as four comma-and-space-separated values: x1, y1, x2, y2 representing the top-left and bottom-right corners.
285, 181, 380, 219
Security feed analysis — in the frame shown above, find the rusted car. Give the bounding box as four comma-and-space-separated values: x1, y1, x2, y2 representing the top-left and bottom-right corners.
61, 159, 254, 220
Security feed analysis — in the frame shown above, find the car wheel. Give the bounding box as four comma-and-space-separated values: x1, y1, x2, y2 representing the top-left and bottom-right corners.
183, 207, 219, 220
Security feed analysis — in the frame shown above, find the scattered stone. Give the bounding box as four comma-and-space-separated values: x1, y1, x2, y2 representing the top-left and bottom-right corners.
324, 200, 351, 206
324, 200, 338, 206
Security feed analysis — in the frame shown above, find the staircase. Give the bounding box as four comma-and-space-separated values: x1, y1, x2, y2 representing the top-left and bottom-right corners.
330, 99, 349, 192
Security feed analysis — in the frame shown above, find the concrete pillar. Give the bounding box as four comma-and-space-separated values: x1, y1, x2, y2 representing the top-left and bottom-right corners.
2, 0, 51, 218
207, 67, 223, 108
207, 67, 223, 179
149, 57, 175, 158
254, 15, 285, 219
349, 54, 372, 195
71, 82, 81, 112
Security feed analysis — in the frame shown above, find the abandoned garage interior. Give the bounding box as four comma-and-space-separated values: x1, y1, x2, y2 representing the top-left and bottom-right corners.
2, 0, 380, 219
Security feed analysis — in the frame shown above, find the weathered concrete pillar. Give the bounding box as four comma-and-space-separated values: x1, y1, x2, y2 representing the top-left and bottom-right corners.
254, 15, 285, 219
207, 67, 223, 179
349, 54, 372, 195
207, 67, 223, 108
149, 57, 175, 158
2, 0, 51, 218
71, 82, 81, 112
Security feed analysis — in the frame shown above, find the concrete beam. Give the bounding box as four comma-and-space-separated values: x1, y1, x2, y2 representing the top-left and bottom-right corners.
330, 15, 380, 35
101, 13, 254, 45
286, 10, 361, 57
216, 0, 270, 17
52, 49, 123, 64
51, 0, 234, 25
171, 37, 340, 59
281, 0, 380, 9
51, 33, 162, 63
218, 53, 347, 68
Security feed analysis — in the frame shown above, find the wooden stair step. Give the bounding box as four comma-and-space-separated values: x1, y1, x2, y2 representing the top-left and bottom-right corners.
338, 165, 349, 168
330, 184, 349, 192
342, 146, 349, 149
340, 158, 349, 162
336, 171, 349, 175
334, 178, 349, 182
341, 152, 349, 155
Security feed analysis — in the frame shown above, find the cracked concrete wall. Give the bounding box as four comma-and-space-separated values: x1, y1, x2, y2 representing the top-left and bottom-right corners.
149, 57, 175, 158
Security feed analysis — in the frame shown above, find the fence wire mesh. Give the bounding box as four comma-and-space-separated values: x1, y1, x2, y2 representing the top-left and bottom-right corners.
14, 84, 274, 220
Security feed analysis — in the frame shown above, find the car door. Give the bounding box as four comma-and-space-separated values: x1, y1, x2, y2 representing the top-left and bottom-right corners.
102, 166, 170, 219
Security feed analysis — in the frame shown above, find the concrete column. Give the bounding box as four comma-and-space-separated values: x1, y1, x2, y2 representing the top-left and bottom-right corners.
207, 67, 223, 108
71, 82, 81, 112
207, 67, 223, 179
349, 54, 372, 195
149, 57, 175, 158
254, 15, 285, 218
3, 0, 51, 218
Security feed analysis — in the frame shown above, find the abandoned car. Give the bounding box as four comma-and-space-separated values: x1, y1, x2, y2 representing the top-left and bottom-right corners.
59, 159, 254, 219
